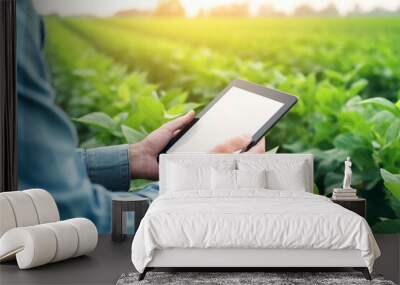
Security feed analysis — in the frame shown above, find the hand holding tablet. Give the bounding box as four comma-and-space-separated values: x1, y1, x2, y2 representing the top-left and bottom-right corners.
130, 79, 296, 180
161, 79, 297, 154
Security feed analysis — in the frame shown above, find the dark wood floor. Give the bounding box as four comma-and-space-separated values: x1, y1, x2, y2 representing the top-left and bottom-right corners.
0, 235, 135, 285
1, 234, 398, 284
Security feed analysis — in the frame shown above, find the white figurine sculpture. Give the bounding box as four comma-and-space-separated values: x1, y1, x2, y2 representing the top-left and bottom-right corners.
342, 157, 353, 190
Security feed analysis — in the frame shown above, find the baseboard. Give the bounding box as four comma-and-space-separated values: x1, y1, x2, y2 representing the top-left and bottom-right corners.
373, 234, 400, 284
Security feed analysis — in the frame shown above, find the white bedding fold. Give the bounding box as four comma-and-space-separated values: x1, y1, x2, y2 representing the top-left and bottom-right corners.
131, 190, 380, 273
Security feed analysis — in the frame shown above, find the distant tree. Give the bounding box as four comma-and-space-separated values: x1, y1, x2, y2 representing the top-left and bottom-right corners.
293, 5, 317, 17
349, 4, 400, 17
365, 7, 398, 16
154, 0, 185, 17
208, 3, 250, 17
257, 4, 285, 17
116, 9, 151, 17
318, 4, 339, 17
349, 4, 363, 16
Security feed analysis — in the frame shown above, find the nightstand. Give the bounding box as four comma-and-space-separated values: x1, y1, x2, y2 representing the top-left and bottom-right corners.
112, 195, 149, 242
331, 198, 366, 218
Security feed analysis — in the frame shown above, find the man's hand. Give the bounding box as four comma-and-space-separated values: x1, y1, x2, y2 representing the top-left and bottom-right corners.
129, 111, 196, 180
209, 135, 265, 154
129, 111, 266, 180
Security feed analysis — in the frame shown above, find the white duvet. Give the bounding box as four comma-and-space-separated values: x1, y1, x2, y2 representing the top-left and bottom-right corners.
131, 190, 380, 273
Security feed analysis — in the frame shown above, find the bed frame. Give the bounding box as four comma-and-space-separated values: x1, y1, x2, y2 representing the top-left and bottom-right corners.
139, 248, 370, 280
138, 154, 372, 281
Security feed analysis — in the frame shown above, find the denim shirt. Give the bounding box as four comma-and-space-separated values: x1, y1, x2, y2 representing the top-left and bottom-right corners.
17, 0, 158, 233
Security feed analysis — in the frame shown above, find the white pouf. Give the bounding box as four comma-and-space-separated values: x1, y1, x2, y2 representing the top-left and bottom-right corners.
0, 189, 98, 269
24, 189, 60, 224
1, 191, 39, 227
0, 196, 17, 237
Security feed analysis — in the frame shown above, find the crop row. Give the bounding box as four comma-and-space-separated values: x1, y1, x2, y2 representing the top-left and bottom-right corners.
104, 17, 400, 102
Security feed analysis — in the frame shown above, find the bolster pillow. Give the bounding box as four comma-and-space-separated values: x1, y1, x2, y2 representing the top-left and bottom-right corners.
0, 218, 98, 269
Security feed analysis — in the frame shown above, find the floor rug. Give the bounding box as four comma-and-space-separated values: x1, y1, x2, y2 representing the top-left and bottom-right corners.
117, 271, 395, 285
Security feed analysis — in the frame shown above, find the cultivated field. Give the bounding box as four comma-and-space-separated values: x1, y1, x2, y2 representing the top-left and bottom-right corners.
45, 17, 400, 232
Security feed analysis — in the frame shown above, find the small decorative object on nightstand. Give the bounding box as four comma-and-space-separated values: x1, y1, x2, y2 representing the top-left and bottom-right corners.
332, 157, 358, 200
331, 198, 366, 218
331, 157, 366, 217
112, 195, 149, 242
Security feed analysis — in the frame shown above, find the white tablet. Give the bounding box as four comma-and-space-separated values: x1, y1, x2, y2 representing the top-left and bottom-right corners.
161, 79, 297, 154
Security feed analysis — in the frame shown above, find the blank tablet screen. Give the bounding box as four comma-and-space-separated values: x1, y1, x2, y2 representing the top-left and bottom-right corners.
167, 86, 285, 153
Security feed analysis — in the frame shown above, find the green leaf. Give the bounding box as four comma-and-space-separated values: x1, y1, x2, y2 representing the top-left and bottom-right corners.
324, 69, 346, 84
360, 168, 380, 190
380, 168, 400, 199
313, 183, 320, 195
165, 103, 200, 118
338, 111, 370, 137
127, 95, 165, 131
121, 125, 147, 144
266, 146, 279, 154
348, 79, 368, 97
358, 97, 400, 116
313, 118, 338, 145
370, 111, 396, 140
72, 68, 96, 77
372, 219, 400, 234
129, 179, 154, 192
332, 134, 375, 171
74, 112, 116, 131
160, 88, 188, 109
351, 147, 375, 171
385, 120, 400, 145
80, 137, 103, 148
333, 133, 366, 153
114, 112, 129, 124
317, 148, 347, 174
323, 172, 342, 194
117, 83, 131, 105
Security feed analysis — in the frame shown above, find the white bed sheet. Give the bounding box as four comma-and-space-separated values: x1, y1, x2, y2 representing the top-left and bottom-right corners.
131, 190, 380, 273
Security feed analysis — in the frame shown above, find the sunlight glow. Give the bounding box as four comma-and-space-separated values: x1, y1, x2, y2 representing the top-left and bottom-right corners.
33, 0, 400, 17
180, 0, 400, 16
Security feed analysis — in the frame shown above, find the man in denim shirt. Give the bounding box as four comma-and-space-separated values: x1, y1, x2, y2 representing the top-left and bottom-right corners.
17, 0, 264, 233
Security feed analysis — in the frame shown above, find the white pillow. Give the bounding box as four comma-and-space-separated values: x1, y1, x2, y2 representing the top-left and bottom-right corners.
238, 160, 308, 191
167, 160, 235, 192
236, 169, 267, 189
167, 163, 210, 191
266, 163, 307, 191
211, 169, 268, 190
211, 168, 236, 190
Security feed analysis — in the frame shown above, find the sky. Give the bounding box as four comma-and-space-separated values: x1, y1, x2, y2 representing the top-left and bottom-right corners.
33, 0, 400, 17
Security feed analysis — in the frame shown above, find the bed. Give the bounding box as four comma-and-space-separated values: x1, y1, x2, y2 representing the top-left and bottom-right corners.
131, 154, 380, 280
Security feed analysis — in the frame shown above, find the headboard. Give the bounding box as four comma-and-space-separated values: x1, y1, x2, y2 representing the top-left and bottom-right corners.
159, 153, 314, 194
